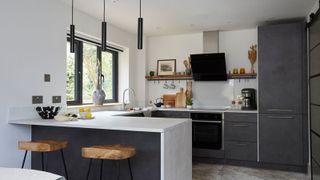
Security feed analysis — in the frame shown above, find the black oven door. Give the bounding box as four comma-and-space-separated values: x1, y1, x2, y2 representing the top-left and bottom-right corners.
192, 121, 222, 150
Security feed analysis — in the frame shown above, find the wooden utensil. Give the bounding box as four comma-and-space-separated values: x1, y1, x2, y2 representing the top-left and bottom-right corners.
175, 88, 186, 108
163, 94, 176, 107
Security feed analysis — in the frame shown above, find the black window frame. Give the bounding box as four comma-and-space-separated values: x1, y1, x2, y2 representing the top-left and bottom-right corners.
67, 38, 119, 106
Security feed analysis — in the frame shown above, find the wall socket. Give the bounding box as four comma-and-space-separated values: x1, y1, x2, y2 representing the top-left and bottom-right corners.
44, 74, 51, 82
52, 96, 61, 103
32, 96, 43, 104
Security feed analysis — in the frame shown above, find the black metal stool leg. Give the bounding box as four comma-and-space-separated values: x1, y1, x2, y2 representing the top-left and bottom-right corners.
128, 159, 133, 180
21, 151, 28, 169
117, 161, 120, 180
60, 149, 69, 180
44, 152, 48, 171
41, 152, 45, 171
86, 159, 92, 180
100, 160, 104, 180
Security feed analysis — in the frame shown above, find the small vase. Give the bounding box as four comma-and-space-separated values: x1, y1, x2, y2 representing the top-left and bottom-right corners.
187, 105, 193, 109
93, 89, 106, 106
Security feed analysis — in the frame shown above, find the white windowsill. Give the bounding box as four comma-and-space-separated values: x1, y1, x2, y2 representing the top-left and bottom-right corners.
67, 103, 122, 112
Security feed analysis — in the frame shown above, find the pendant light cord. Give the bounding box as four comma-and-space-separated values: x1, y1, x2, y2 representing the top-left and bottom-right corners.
72, 0, 74, 24
103, 0, 106, 21
139, 0, 142, 17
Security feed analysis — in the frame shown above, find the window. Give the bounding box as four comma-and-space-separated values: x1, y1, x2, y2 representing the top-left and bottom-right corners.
66, 38, 118, 105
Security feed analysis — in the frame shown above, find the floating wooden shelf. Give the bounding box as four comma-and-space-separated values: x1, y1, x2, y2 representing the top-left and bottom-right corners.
228, 73, 257, 79
145, 75, 193, 81
145, 73, 257, 81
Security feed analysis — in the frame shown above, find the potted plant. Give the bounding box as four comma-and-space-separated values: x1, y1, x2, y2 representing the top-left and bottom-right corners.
149, 71, 155, 77
186, 97, 193, 109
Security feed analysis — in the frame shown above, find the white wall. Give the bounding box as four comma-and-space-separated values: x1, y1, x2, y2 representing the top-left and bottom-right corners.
147, 29, 257, 108
0, 0, 142, 167
147, 33, 203, 105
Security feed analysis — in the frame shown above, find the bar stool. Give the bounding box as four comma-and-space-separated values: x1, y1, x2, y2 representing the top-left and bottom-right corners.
18, 140, 69, 180
82, 144, 136, 180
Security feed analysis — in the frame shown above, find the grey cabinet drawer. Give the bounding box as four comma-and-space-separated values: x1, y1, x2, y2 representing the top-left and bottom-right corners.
151, 111, 190, 118
224, 113, 257, 123
312, 159, 320, 180
310, 45, 320, 77
225, 141, 257, 161
224, 122, 257, 142
311, 105, 320, 135
259, 114, 303, 165
312, 133, 320, 164
311, 76, 320, 105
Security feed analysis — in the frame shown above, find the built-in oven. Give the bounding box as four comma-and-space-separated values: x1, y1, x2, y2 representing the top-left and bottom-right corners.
191, 112, 224, 150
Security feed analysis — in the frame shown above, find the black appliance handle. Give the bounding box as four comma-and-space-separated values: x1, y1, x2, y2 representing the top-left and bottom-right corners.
192, 120, 222, 124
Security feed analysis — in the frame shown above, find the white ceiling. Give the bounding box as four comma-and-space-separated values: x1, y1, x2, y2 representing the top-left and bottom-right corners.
60, 0, 316, 36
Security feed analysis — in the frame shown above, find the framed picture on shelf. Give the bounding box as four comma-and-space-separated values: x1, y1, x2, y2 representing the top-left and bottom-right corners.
157, 59, 176, 76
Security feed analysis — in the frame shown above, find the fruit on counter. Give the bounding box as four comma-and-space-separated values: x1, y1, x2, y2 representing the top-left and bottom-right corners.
85, 113, 93, 119
79, 108, 91, 113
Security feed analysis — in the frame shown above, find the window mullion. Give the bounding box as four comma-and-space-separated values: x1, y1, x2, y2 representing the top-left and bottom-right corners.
113, 51, 119, 102
77, 41, 83, 105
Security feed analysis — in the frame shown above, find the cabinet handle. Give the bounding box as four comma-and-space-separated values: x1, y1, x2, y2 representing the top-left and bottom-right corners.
192, 120, 222, 124
233, 115, 250, 117
231, 124, 250, 127
267, 109, 293, 112
236, 143, 248, 146
268, 116, 294, 119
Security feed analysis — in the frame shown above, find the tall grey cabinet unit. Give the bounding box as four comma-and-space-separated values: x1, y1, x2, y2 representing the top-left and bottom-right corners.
258, 21, 308, 170
309, 10, 320, 180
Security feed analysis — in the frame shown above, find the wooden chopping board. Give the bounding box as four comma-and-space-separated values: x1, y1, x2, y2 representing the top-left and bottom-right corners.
175, 88, 186, 108
163, 94, 176, 107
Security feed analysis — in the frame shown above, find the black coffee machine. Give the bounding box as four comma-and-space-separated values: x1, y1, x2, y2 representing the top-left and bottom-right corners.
241, 88, 257, 110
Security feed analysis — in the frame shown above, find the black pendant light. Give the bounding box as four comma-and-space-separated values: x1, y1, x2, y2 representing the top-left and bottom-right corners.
70, 0, 75, 53
137, 0, 143, 49
101, 0, 107, 51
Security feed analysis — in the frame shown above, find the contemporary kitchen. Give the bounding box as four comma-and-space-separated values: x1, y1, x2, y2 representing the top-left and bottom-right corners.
0, 0, 320, 180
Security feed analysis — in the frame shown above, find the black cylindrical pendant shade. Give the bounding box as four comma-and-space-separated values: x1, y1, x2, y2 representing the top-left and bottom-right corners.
70, 24, 75, 53
102, 21, 107, 51
138, 17, 143, 49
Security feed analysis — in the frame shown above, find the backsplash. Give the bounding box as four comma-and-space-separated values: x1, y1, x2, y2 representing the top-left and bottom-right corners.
148, 79, 257, 108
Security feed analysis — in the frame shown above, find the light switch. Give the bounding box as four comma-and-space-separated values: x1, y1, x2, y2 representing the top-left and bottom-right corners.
52, 96, 61, 103
44, 74, 51, 82
32, 96, 43, 104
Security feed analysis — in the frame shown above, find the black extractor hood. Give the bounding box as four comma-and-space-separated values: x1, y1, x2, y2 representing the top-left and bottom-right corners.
190, 53, 227, 81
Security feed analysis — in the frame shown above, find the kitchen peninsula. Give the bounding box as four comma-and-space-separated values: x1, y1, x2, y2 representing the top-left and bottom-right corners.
9, 111, 192, 180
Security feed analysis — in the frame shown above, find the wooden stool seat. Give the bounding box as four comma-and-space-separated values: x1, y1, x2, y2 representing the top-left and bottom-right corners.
18, 139, 69, 179
82, 144, 136, 160
18, 140, 67, 152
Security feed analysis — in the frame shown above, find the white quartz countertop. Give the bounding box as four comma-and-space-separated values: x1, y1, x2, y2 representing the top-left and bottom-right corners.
9, 111, 191, 133
156, 108, 258, 114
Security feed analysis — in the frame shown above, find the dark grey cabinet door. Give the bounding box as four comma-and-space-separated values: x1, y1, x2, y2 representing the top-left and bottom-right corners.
312, 160, 320, 180
258, 22, 305, 114
151, 111, 190, 118
259, 114, 303, 165
311, 105, 320, 135
310, 18, 320, 50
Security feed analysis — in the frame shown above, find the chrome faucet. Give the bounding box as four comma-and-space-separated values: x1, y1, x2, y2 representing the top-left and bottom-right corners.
122, 88, 136, 110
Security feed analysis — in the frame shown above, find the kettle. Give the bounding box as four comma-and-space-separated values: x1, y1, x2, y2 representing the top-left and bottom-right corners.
154, 98, 164, 107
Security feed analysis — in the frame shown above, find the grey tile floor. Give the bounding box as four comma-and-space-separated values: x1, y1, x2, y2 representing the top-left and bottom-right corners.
193, 163, 310, 180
